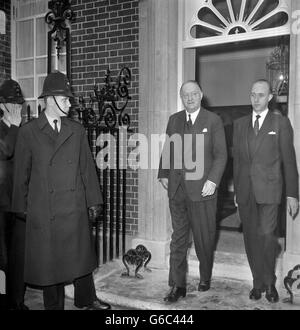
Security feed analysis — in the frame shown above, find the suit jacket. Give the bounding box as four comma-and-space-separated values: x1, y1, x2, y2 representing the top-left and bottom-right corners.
0, 120, 19, 211
233, 111, 299, 205
158, 108, 227, 202
11, 112, 102, 286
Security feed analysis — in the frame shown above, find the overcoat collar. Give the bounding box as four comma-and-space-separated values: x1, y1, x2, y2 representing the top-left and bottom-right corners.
37, 111, 74, 160
0, 120, 9, 135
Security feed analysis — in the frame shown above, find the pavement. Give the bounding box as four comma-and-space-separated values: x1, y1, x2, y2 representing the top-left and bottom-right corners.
83, 229, 299, 311
63, 258, 300, 311
5, 229, 300, 310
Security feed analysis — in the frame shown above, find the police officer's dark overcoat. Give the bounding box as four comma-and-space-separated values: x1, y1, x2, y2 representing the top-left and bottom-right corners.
12, 112, 102, 286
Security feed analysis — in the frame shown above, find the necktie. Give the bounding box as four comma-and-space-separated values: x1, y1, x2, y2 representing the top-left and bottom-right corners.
53, 119, 59, 135
187, 114, 192, 128
253, 115, 261, 136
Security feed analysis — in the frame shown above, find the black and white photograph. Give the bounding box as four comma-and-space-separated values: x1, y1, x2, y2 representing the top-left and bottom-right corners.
0, 0, 300, 316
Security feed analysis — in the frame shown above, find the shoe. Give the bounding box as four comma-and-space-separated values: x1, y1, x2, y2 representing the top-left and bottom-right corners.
163, 286, 186, 303
198, 280, 210, 292
249, 288, 262, 300
265, 285, 279, 303
84, 298, 111, 310
9, 302, 29, 310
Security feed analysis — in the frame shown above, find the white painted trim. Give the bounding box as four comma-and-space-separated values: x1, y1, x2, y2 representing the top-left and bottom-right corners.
183, 26, 290, 49
15, 54, 66, 62
0, 10, 6, 35
11, 1, 48, 115
0, 270, 5, 294
11, 0, 17, 80
34, 15, 37, 111
182, 0, 291, 49
15, 57, 34, 61
177, 0, 184, 112
20, 98, 38, 101
16, 76, 35, 79
245, 0, 265, 25
13, 13, 45, 22
239, 0, 247, 24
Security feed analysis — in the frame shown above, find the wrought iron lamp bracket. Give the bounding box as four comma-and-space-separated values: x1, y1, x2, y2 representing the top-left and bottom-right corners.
45, 0, 75, 60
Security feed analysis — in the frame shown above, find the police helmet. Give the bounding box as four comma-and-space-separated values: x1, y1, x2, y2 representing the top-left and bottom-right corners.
0, 79, 25, 104
39, 70, 73, 99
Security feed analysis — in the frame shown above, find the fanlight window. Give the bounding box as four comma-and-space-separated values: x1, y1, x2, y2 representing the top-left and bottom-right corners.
189, 0, 289, 40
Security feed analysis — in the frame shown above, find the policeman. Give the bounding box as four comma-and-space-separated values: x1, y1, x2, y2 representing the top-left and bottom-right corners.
11, 71, 110, 310
0, 79, 28, 310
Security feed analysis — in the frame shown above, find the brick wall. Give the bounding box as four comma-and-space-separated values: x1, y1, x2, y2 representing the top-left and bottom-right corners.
0, 0, 11, 85
71, 0, 139, 236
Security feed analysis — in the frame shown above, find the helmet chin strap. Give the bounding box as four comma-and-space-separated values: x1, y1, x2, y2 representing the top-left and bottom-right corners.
0, 103, 10, 113
53, 96, 68, 116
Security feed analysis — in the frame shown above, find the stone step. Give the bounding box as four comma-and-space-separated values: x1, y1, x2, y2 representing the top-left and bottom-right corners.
188, 250, 252, 282
187, 248, 284, 284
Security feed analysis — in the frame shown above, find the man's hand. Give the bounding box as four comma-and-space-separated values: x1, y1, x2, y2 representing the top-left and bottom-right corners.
234, 194, 238, 207
88, 204, 103, 222
287, 197, 299, 220
6, 106, 22, 127
159, 178, 168, 190
202, 180, 216, 197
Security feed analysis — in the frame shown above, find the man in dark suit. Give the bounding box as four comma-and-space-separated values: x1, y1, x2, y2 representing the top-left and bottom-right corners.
11, 71, 111, 310
158, 80, 227, 303
233, 79, 299, 303
0, 79, 28, 310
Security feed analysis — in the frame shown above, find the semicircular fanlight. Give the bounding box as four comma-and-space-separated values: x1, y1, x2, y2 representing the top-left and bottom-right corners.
252, 12, 288, 30
190, 0, 289, 39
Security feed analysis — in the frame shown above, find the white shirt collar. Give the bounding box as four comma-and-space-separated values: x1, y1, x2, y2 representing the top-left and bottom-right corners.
252, 108, 269, 129
186, 108, 200, 125
45, 112, 61, 131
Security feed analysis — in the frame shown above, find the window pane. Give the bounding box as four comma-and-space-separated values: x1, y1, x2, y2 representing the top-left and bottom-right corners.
18, 78, 34, 98
16, 60, 34, 77
36, 17, 47, 56
15, 0, 48, 19
16, 20, 34, 59
36, 58, 47, 74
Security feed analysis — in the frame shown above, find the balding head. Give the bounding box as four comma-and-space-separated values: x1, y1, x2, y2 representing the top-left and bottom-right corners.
252, 79, 272, 94
180, 80, 202, 97
180, 80, 203, 113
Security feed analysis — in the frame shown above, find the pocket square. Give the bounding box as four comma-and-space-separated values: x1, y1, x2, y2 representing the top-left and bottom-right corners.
202, 128, 208, 133
268, 131, 277, 135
